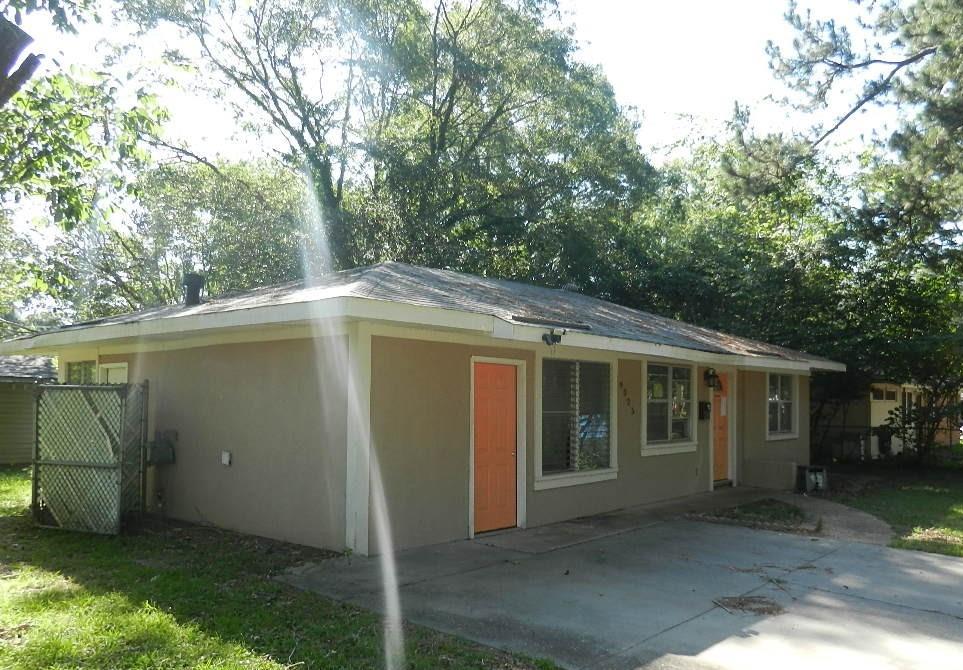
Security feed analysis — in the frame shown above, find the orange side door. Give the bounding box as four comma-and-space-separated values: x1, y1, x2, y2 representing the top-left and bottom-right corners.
713, 373, 729, 481
473, 363, 517, 533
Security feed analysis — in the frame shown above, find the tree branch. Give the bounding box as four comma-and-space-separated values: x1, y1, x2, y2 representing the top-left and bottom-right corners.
146, 136, 222, 176
812, 46, 936, 148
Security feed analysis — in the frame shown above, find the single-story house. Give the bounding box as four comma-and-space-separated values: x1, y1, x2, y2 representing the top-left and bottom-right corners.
0, 355, 56, 464
0, 262, 843, 554
825, 382, 960, 459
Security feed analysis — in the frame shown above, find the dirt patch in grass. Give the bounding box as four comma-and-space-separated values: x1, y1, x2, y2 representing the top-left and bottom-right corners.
689, 498, 817, 533
713, 596, 784, 616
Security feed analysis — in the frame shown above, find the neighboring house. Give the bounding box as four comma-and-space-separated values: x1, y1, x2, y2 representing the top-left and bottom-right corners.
0, 262, 843, 554
0, 355, 56, 464
834, 382, 960, 459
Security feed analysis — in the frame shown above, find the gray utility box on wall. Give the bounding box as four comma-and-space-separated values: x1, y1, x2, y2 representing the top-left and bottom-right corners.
147, 430, 177, 466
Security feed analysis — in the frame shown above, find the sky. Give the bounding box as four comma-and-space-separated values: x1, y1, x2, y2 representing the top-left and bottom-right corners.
18, 0, 895, 166
557, 0, 894, 159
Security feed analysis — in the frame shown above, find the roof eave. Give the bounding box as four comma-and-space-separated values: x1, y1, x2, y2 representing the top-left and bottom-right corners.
0, 295, 845, 373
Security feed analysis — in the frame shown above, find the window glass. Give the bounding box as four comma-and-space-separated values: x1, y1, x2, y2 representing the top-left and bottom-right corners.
871, 387, 884, 401
885, 389, 897, 401
768, 374, 780, 401
780, 375, 794, 402
646, 364, 693, 444
541, 359, 610, 475
647, 365, 668, 400
647, 402, 668, 441
767, 373, 795, 435
779, 402, 793, 433
65, 361, 96, 385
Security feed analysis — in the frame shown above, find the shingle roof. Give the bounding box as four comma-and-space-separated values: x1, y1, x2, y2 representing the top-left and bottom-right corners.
5, 262, 841, 369
0, 355, 56, 380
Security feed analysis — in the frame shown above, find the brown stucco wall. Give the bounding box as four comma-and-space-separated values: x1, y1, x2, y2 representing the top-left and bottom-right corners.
99, 338, 347, 549
369, 337, 713, 552
738, 371, 810, 489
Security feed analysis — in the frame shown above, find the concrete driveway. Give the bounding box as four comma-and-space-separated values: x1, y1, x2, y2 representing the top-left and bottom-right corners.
284, 491, 963, 669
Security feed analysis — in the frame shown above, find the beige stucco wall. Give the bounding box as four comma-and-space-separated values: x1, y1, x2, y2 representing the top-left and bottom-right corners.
50, 330, 813, 554
99, 337, 347, 549
369, 337, 535, 551
525, 360, 711, 528
738, 370, 810, 489
369, 336, 714, 552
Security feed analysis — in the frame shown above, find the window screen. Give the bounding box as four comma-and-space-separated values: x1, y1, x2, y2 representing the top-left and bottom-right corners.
541, 359, 611, 475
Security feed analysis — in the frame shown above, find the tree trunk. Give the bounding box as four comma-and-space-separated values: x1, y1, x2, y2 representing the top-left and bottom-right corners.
305, 152, 351, 271
0, 17, 40, 107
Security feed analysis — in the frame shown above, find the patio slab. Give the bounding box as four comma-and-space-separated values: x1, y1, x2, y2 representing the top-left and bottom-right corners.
282, 495, 963, 669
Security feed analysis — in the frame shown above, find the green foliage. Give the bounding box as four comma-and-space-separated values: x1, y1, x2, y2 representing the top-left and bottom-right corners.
0, 0, 98, 32
0, 216, 41, 338
770, 0, 963, 265
0, 71, 165, 226
770, 0, 963, 459
121, 0, 656, 274
34, 161, 313, 320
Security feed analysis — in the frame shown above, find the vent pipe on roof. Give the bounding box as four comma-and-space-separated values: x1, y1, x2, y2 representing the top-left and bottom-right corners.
183, 272, 205, 306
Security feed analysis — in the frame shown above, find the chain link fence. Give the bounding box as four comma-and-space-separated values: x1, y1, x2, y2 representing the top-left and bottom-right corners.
32, 382, 148, 534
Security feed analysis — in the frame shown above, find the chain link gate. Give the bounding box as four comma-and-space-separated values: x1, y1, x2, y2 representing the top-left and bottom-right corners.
32, 382, 149, 534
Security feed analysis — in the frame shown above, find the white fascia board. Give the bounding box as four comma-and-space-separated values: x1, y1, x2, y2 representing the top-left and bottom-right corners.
492, 322, 840, 373
0, 294, 845, 373
0, 298, 352, 354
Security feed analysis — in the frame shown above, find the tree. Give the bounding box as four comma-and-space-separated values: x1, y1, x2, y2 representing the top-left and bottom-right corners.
122, 0, 655, 273
769, 0, 963, 267
35, 161, 314, 320
0, 72, 165, 225
0, 213, 47, 338
1, 0, 167, 228
765, 0, 963, 461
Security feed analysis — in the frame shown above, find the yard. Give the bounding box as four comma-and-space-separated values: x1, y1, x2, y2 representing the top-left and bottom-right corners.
834, 466, 963, 558
0, 467, 553, 670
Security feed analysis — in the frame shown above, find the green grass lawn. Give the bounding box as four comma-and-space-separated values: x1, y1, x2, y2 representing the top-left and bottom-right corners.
838, 470, 963, 558
0, 467, 554, 669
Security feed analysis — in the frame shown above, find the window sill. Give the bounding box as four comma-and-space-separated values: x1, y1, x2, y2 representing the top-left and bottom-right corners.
534, 468, 618, 490
766, 432, 799, 442
641, 442, 698, 456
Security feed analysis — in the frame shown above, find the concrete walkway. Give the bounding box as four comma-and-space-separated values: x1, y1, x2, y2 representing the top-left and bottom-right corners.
283, 492, 962, 669
771, 492, 893, 545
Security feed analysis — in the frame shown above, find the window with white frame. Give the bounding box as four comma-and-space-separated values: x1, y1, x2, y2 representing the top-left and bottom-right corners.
65, 361, 96, 384
767, 373, 795, 436
541, 359, 611, 475
646, 364, 694, 444
871, 385, 898, 402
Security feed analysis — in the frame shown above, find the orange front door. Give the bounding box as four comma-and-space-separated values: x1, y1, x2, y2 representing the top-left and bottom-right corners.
712, 373, 729, 482
473, 362, 517, 533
